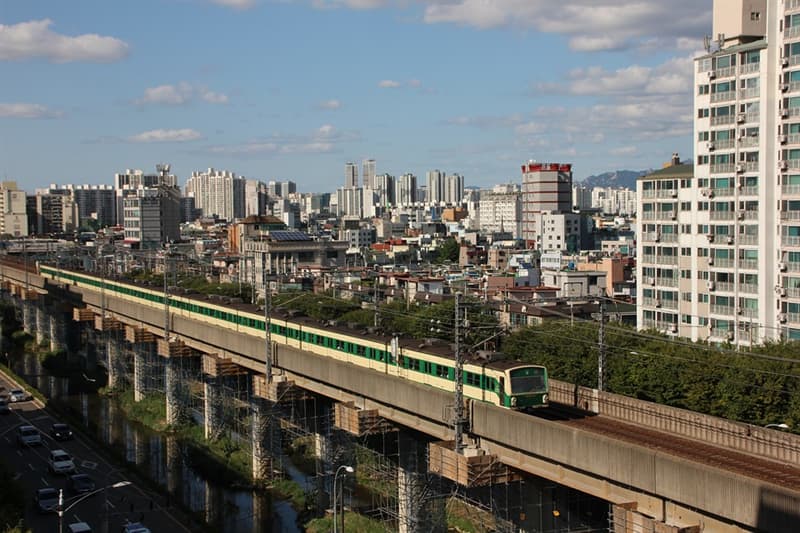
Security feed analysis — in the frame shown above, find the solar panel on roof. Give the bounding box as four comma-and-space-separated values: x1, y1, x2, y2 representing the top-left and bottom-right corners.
270, 231, 312, 241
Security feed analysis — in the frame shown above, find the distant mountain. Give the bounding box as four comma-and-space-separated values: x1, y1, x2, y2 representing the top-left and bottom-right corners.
578, 170, 650, 190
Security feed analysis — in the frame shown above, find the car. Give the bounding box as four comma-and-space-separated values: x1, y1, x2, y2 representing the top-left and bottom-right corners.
51, 423, 74, 441
68, 473, 96, 494
17, 425, 42, 447
8, 389, 31, 402
0, 399, 9, 415
34, 487, 59, 514
48, 449, 77, 475
67, 522, 92, 533
122, 523, 151, 533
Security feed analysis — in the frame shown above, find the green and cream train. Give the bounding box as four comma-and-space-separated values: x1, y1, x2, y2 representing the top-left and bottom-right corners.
39, 265, 548, 410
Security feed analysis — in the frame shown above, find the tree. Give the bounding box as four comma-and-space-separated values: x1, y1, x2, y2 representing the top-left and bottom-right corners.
436, 238, 460, 264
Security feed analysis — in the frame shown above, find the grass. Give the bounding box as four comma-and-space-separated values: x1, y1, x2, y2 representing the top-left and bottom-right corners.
0, 461, 28, 533
305, 512, 393, 533
115, 389, 168, 430
272, 478, 307, 510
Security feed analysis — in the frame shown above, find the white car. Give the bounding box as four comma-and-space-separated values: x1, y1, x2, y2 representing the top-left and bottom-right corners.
48, 449, 76, 474
8, 389, 31, 402
17, 425, 42, 447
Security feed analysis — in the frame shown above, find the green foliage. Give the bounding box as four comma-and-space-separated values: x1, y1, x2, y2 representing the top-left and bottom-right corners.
305, 512, 392, 533
0, 461, 27, 532
117, 390, 167, 430
272, 479, 307, 510
435, 238, 460, 264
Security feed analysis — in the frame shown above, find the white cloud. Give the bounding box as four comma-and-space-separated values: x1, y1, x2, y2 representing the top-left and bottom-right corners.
317, 99, 342, 110
0, 103, 61, 119
211, 0, 257, 9
135, 83, 229, 106
378, 79, 401, 88
207, 124, 358, 155
611, 146, 637, 156
128, 129, 203, 143
422, 1, 709, 52
0, 19, 129, 62
312, 0, 387, 9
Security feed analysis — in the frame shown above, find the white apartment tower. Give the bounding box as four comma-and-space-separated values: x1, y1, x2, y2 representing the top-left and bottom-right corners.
345, 162, 359, 188
362, 159, 376, 188
446, 173, 465, 205
395, 173, 418, 207
478, 185, 521, 238
637, 0, 800, 344
521, 161, 573, 245
0, 181, 28, 237
427, 170, 446, 205
185, 168, 246, 222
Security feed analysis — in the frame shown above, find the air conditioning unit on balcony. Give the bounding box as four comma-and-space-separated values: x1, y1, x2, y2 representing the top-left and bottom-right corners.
778, 287, 788, 297
706, 141, 715, 151
737, 114, 746, 123
708, 256, 715, 265
735, 164, 745, 173
782, 108, 790, 118
737, 307, 744, 315
654, 233, 661, 242
647, 277, 656, 285
670, 324, 678, 333
779, 261, 788, 271
707, 280, 716, 290
669, 212, 677, 220
727, 235, 735, 244
727, 332, 735, 341
737, 210, 746, 219
782, 83, 790, 92
779, 313, 788, 323
783, 57, 790, 67
780, 134, 788, 144
708, 70, 716, 79
780, 160, 789, 171
670, 189, 678, 197
706, 233, 715, 242
655, 299, 662, 308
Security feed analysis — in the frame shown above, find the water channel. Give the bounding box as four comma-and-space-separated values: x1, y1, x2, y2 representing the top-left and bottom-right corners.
8, 350, 303, 533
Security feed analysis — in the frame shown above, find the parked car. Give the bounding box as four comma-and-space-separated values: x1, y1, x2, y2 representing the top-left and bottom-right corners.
122, 523, 151, 533
48, 449, 76, 475
68, 473, 96, 494
34, 487, 59, 513
51, 423, 74, 441
67, 523, 92, 533
8, 389, 31, 402
17, 425, 42, 447
0, 399, 9, 415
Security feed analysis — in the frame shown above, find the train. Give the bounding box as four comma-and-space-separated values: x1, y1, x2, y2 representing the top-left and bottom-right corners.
38, 265, 549, 410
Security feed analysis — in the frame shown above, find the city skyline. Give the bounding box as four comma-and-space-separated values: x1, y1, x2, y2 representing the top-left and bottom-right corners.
1, 0, 710, 191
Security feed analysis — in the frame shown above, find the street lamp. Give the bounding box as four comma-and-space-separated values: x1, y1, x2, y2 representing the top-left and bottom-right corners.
332, 465, 354, 533
58, 481, 131, 533
765, 423, 790, 430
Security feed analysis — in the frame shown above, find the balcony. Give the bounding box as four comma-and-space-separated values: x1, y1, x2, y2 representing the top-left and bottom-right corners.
710, 210, 735, 221
740, 209, 759, 220
712, 187, 735, 197
739, 62, 760, 75
788, 0, 800, 11
641, 212, 657, 221
788, 312, 800, 324
782, 184, 800, 195
715, 281, 734, 292
739, 307, 759, 319
711, 115, 735, 126
739, 259, 759, 270
783, 236, 800, 247
780, 210, 800, 220
656, 277, 679, 288
710, 304, 735, 316
790, 55, 800, 67
642, 297, 660, 308
744, 112, 760, 123
656, 189, 678, 199
739, 136, 760, 148
710, 163, 734, 173
659, 233, 678, 243
738, 234, 759, 246
739, 186, 758, 196
641, 254, 657, 264
787, 25, 800, 40
709, 257, 735, 268
787, 262, 800, 272
788, 287, 800, 298
738, 87, 759, 99
715, 66, 737, 78
740, 283, 758, 294
641, 190, 657, 199
658, 256, 679, 266
711, 91, 736, 103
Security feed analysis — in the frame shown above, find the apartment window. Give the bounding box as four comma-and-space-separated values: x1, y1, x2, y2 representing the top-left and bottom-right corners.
682, 293, 692, 302
697, 202, 709, 211
680, 179, 692, 188
681, 314, 692, 324
699, 294, 709, 304
698, 108, 710, 118
681, 248, 692, 257
750, 12, 760, 22
698, 131, 709, 141
697, 178, 709, 187
680, 202, 691, 210
743, 51, 759, 65
714, 54, 735, 69
698, 316, 709, 326
698, 85, 710, 95
697, 155, 709, 165
713, 81, 732, 93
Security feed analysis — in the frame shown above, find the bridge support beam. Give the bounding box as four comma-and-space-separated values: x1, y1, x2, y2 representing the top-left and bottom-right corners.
132, 345, 147, 402
165, 357, 182, 426
204, 375, 222, 440
106, 335, 125, 390
48, 312, 66, 352
251, 397, 270, 481
35, 303, 48, 346
398, 434, 446, 533
21, 300, 34, 335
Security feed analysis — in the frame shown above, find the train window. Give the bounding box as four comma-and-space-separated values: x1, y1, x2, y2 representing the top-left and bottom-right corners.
435, 365, 449, 378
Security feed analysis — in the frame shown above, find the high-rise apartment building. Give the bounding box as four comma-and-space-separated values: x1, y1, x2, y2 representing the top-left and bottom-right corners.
427, 170, 446, 205
0, 182, 29, 237
478, 185, 521, 239
395, 173, 417, 207
185, 168, 246, 221
521, 161, 573, 245
445, 173, 465, 205
122, 186, 180, 249
345, 162, 359, 188
637, 0, 800, 344
245, 179, 267, 217
362, 159, 376, 189
115, 164, 178, 226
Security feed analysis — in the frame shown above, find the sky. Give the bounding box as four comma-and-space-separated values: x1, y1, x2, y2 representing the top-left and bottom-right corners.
0, 0, 712, 193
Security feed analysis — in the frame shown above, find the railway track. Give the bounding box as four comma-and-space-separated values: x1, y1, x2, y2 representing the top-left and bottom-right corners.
540, 403, 800, 491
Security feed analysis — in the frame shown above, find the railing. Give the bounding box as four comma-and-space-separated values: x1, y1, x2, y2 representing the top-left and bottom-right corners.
740, 283, 758, 294
711, 115, 735, 126
738, 87, 760, 99
738, 235, 758, 246
790, 134, 800, 145
711, 91, 736, 103
712, 187, 735, 197
740, 136, 760, 147
789, 0, 800, 12
783, 236, 800, 247
712, 138, 735, 150
739, 62, 760, 75
710, 163, 734, 173
781, 210, 800, 220
739, 307, 759, 319
656, 189, 678, 199
659, 233, 678, 243
790, 54, 800, 67
715, 66, 736, 78
788, 287, 800, 298
743, 161, 759, 172
656, 277, 678, 287
710, 258, 735, 268
739, 259, 759, 270
641, 254, 657, 264
715, 281, 734, 292
640, 212, 657, 220
744, 112, 760, 123
710, 304, 735, 316
658, 256, 678, 265
711, 211, 735, 220
788, 312, 800, 324
787, 25, 800, 39
741, 209, 759, 220
788, 262, 800, 272
782, 184, 800, 195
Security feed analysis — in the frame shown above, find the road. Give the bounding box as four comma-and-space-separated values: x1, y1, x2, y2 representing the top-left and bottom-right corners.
0, 371, 193, 533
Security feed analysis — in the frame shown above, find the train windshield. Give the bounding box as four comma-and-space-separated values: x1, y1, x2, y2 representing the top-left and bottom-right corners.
509, 367, 546, 394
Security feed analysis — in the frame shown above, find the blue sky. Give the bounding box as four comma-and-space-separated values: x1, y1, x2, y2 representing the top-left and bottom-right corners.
1, 0, 711, 192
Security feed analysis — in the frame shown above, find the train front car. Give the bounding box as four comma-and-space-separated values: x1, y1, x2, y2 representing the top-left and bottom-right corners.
505, 365, 548, 410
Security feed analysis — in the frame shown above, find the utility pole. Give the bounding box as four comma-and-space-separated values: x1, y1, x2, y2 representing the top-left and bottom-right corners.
163, 245, 170, 340
597, 298, 606, 392
453, 292, 465, 454
264, 267, 272, 383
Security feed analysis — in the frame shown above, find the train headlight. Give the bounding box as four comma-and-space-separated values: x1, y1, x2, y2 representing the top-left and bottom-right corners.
542, 394, 548, 404
511, 397, 517, 407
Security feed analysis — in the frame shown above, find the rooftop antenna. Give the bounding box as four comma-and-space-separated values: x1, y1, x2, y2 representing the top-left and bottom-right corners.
717, 33, 725, 51
703, 35, 712, 53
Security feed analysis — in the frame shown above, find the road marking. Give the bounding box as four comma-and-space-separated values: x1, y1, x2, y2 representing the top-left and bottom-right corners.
40, 477, 48, 485
81, 460, 98, 470
27, 463, 34, 471
32, 415, 50, 421
15, 450, 21, 457
12, 473, 20, 481
74, 514, 82, 522
106, 499, 116, 509
3, 436, 8, 443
